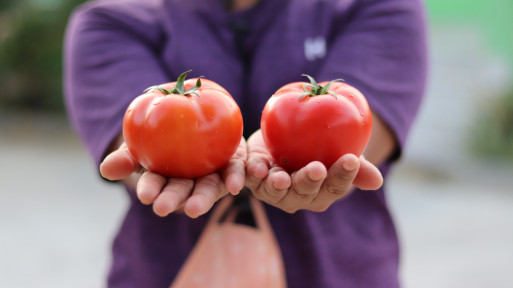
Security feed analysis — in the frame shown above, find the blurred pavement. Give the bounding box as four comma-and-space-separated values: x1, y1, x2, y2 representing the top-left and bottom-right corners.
0, 113, 128, 288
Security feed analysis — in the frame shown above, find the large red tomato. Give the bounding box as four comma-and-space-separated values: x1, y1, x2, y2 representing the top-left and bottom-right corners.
261, 75, 372, 173
123, 71, 243, 178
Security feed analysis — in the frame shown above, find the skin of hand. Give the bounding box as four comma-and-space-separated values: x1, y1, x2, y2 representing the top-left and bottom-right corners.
228, 0, 260, 11
245, 112, 393, 213
100, 137, 247, 218
244, 130, 383, 213
100, 111, 392, 216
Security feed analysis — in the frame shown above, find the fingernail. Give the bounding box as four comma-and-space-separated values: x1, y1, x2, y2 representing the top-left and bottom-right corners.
343, 160, 357, 171
308, 170, 324, 182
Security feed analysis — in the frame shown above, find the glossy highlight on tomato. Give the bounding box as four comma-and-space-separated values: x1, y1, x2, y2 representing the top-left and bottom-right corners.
123, 71, 243, 178
261, 75, 372, 173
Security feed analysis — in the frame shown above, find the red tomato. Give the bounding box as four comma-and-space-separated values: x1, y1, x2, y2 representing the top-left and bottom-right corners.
123, 71, 243, 178
261, 75, 372, 173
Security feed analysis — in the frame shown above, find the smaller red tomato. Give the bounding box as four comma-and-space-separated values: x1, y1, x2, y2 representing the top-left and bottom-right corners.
261, 75, 373, 173
123, 71, 243, 178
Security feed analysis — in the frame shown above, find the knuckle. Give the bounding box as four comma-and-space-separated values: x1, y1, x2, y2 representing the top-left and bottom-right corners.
254, 185, 284, 206
168, 178, 194, 190
233, 146, 247, 159
226, 158, 245, 171
173, 177, 194, 185
246, 158, 262, 170
324, 184, 344, 197
335, 168, 356, 182
264, 185, 285, 198
198, 174, 221, 188
336, 173, 355, 183
292, 189, 313, 200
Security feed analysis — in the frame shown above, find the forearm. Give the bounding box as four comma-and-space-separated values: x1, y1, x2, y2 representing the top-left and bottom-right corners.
363, 112, 397, 166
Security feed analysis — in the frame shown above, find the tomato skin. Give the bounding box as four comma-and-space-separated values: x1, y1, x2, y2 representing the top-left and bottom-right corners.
123, 77, 243, 178
261, 80, 372, 173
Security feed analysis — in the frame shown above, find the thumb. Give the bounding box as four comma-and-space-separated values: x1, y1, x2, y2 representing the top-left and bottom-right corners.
100, 144, 140, 180
352, 158, 383, 190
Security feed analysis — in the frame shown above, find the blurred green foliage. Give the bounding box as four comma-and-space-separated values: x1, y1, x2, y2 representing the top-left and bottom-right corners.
0, 0, 86, 112
426, 0, 513, 67
471, 87, 513, 161
427, 0, 513, 160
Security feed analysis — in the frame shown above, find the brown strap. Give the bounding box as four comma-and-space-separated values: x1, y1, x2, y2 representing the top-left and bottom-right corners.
248, 194, 274, 235
207, 190, 274, 237
206, 195, 235, 226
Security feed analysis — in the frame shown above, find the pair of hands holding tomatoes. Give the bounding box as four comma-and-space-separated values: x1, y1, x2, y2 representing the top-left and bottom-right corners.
100, 131, 382, 218
100, 72, 384, 218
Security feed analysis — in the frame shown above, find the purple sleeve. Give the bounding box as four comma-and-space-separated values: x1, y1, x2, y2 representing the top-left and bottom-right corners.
64, 2, 168, 166
318, 0, 428, 161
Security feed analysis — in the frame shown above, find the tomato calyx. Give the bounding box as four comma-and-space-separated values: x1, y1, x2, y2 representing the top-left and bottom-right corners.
299, 74, 344, 100
144, 70, 204, 97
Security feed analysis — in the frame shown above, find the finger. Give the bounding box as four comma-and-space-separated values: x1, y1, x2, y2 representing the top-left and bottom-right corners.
310, 154, 360, 212
353, 158, 383, 190
184, 174, 225, 218
152, 178, 194, 217
253, 167, 291, 204
278, 161, 327, 213
99, 145, 140, 180
245, 131, 273, 190
223, 158, 245, 195
246, 148, 272, 179
246, 150, 270, 179
245, 156, 271, 191
222, 139, 247, 195
136, 171, 167, 205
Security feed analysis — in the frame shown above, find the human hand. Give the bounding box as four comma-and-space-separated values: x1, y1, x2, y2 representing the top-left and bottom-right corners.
245, 130, 383, 213
100, 138, 247, 218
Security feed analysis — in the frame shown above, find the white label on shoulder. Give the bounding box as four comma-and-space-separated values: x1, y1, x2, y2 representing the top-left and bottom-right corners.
304, 36, 326, 61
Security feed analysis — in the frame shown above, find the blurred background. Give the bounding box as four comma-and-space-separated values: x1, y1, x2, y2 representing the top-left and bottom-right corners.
1, 0, 512, 287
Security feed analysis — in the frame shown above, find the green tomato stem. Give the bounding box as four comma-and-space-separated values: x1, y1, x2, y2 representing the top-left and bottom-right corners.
144, 70, 203, 96
298, 74, 343, 100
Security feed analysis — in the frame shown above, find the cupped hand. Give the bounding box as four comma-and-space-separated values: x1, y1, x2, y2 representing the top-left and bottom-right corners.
100, 138, 247, 218
245, 130, 383, 213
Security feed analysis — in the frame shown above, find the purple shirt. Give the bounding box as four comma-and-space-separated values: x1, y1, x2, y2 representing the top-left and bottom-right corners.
65, 0, 427, 287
